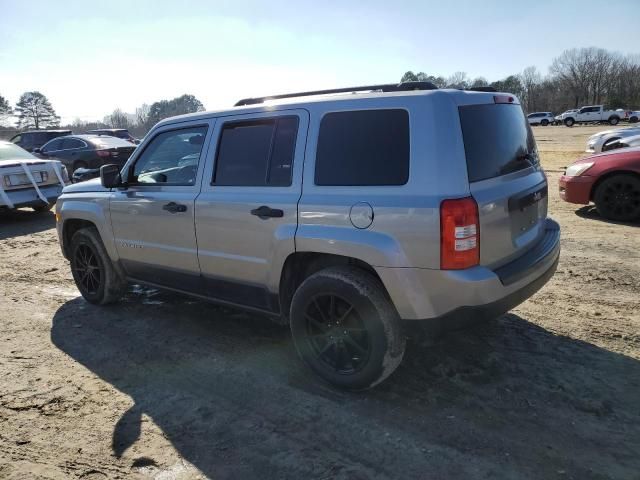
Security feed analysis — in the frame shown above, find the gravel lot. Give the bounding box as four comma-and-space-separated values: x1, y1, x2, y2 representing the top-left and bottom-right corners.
1, 125, 639, 479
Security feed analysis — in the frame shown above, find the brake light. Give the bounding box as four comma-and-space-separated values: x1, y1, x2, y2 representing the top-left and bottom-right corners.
96, 150, 110, 157
440, 197, 480, 270
494, 95, 514, 104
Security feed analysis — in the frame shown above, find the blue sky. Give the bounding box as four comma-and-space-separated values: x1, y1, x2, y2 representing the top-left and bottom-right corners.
1, 0, 639, 123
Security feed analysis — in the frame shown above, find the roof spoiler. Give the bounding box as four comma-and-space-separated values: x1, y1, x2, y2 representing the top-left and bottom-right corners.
234, 81, 438, 106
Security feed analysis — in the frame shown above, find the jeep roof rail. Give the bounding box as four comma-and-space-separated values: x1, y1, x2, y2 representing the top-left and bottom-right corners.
234, 81, 438, 106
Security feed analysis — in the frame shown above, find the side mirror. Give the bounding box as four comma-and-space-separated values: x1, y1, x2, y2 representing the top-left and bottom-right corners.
33, 147, 42, 154
100, 164, 123, 188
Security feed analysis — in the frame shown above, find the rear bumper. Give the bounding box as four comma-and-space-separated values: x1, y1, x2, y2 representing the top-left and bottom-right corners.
559, 175, 594, 204
376, 218, 560, 324
0, 184, 62, 209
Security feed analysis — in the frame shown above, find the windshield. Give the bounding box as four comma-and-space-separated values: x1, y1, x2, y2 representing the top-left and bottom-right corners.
459, 104, 537, 182
0, 142, 36, 161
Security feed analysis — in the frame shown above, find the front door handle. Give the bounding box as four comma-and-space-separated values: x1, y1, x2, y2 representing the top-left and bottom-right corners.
163, 202, 187, 213
250, 205, 283, 219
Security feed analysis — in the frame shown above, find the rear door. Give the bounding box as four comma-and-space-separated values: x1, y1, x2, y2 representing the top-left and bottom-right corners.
109, 121, 213, 291
195, 110, 307, 311
459, 101, 548, 268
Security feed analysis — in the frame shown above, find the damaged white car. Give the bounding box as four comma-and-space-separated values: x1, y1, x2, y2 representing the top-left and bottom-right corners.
0, 140, 69, 212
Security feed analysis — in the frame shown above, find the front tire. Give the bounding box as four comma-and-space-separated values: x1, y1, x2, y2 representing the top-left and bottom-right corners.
593, 174, 640, 222
564, 117, 575, 127
70, 227, 127, 304
290, 266, 405, 390
541, 119, 549, 126
609, 116, 620, 126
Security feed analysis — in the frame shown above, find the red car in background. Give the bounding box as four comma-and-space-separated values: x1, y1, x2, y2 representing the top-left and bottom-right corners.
559, 147, 640, 222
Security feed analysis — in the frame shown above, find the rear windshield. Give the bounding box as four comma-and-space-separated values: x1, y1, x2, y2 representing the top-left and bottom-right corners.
459, 104, 537, 182
0, 142, 35, 161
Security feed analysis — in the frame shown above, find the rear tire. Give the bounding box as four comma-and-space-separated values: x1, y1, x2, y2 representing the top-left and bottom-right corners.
69, 227, 127, 304
593, 174, 640, 222
609, 116, 620, 126
32, 202, 54, 213
564, 118, 575, 127
290, 266, 405, 390
630, 116, 639, 124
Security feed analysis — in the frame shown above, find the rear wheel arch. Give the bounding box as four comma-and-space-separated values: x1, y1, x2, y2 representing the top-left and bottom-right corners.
278, 252, 389, 322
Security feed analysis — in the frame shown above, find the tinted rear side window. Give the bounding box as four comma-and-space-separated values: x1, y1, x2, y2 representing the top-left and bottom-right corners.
213, 116, 298, 186
459, 104, 536, 182
315, 109, 409, 186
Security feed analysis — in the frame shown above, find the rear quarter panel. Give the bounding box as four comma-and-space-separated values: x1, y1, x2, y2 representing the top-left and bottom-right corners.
296, 92, 470, 269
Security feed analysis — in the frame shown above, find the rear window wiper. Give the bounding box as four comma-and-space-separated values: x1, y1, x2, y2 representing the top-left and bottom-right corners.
499, 153, 535, 175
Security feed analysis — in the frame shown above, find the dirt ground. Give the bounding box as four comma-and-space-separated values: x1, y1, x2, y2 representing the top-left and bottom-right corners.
1, 124, 639, 479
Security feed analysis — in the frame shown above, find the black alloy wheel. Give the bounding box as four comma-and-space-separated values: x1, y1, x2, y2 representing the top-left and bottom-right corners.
73, 243, 103, 295
594, 174, 640, 221
304, 294, 371, 375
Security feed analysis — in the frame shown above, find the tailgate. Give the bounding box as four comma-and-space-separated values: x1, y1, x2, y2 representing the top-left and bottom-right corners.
459, 101, 548, 269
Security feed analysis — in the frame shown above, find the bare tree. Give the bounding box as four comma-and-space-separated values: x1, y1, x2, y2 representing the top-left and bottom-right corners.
135, 103, 150, 128
14, 91, 60, 129
520, 66, 542, 112
0, 95, 12, 127
446, 71, 469, 89
106, 108, 131, 128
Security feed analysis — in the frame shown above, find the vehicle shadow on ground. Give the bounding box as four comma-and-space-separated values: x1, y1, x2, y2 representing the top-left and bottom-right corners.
50, 291, 640, 479
0, 208, 55, 239
574, 205, 640, 227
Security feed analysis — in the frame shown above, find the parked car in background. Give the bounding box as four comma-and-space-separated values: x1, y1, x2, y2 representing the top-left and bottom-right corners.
86, 128, 139, 144
585, 127, 640, 153
34, 134, 137, 175
0, 140, 69, 212
554, 109, 578, 125
560, 146, 640, 221
629, 111, 640, 123
527, 112, 555, 126
9, 130, 72, 152
600, 134, 640, 152
56, 82, 560, 389
563, 105, 623, 127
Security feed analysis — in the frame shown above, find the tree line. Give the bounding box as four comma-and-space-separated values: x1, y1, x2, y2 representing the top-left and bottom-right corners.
401, 47, 640, 114
2, 46, 638, 140
0, 92, 205, 139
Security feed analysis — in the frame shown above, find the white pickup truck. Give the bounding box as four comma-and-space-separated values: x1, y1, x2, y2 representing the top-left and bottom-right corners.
562, 105, 624, 127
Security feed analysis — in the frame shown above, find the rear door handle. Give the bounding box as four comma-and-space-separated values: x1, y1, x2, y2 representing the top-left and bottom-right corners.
250, 205, 283, 218
163, 202, 187, 213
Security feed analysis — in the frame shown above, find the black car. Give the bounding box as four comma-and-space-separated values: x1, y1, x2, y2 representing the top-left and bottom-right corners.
35, 134, 136, 179
86, 128, 138, 144
10, 130, 72, 152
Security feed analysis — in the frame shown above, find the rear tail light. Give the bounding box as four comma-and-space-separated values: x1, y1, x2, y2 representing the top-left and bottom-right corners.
494, 95, 515, 104
440, 197, 480, 270
96, 150, 110, 158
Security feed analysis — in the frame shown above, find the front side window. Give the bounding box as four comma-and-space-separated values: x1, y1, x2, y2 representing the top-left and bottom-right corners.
131, 126, 208, 186
315, 109, 410, 186
213, 116, 298, 186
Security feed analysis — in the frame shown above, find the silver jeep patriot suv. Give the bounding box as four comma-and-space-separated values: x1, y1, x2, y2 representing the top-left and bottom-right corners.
56, 82, 560, 390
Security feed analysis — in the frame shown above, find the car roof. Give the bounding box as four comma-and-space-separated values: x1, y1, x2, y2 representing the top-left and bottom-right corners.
87, 128, 129, 132
155, 88, 515, 129
20, 129, 72, 134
